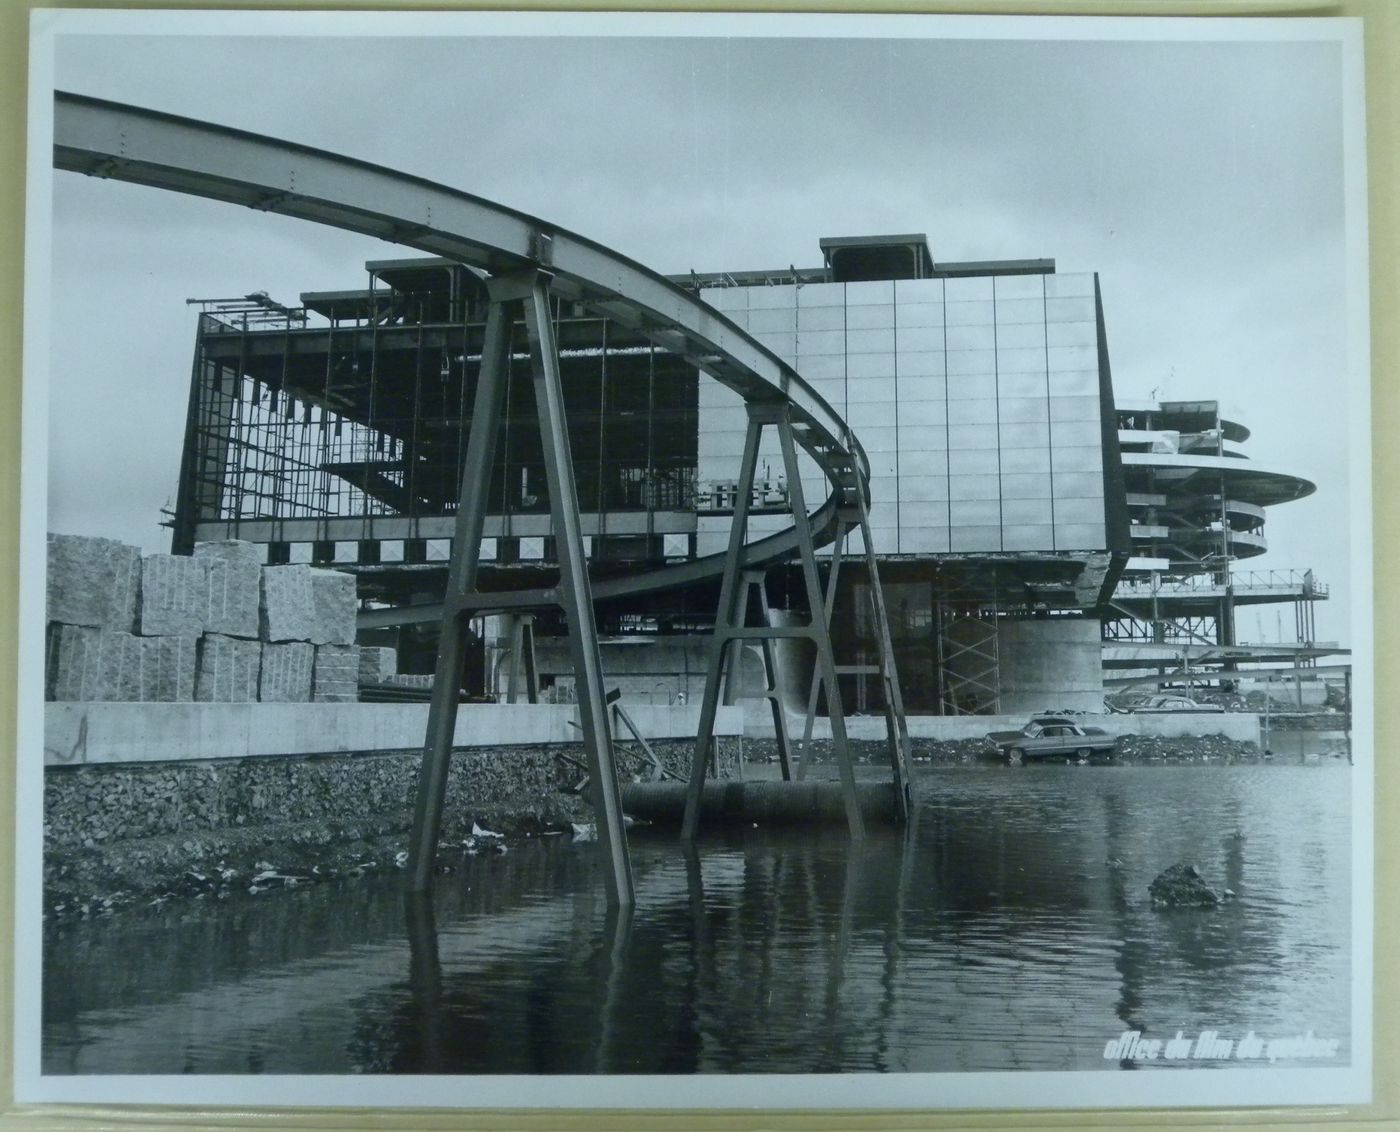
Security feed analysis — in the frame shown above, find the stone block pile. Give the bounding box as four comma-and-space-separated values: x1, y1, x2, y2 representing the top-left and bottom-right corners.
45, 534, 362, 704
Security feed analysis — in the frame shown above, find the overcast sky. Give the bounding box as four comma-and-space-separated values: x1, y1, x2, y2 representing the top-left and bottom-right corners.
34, 13, 1365, 645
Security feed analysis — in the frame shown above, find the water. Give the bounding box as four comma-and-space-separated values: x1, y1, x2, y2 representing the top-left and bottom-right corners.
42, 752, 1352, 1076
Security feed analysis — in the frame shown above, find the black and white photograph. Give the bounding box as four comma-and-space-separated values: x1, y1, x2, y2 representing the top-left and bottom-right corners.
15, 9, 1372, 1114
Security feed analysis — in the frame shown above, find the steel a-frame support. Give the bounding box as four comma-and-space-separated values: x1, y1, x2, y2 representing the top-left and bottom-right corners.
408, 269, 634, 906
682, 403, 865, 841
792, 502, 915, 823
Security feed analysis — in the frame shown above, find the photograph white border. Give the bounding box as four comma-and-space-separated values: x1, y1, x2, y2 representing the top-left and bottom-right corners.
13, 7, 1375, 1114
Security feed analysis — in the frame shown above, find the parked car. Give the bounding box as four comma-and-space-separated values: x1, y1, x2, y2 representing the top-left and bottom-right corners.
986, 715, 1117, 764
1129, 694, 1224, 714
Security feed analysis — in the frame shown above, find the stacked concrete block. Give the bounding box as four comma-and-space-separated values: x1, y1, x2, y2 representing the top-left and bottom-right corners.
359, 646, 398, 685
259, 641, 315, 703
139, 554, 211, 637
196, 634, 263, 703
46, 535, 362, 705
309, 569, 358, 646
139, 635, 199, 702
46, 534, 141, 632
260, 564, 317, 642
45, 624, 142, 702
195, 540, 262, 639
313, 644, 361, 703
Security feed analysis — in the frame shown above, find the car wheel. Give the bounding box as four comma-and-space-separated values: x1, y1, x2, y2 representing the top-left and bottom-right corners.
1007, 747, 1024, 766
1076, 746, 1091, 762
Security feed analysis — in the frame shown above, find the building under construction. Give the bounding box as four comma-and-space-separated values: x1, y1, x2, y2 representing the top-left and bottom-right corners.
170, 235, 1328, 712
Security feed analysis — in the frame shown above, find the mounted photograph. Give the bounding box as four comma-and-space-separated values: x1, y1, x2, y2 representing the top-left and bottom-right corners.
15, 9, 1372, 1114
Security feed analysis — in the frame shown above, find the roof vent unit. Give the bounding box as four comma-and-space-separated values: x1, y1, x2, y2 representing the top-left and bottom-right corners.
819, 234, 935, 283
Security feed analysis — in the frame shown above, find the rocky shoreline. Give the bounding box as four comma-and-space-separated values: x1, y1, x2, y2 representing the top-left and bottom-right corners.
45, 730, 1345, 922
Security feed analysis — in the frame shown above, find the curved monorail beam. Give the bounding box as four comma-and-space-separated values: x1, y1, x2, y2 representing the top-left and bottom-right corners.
53, 92, 869, 608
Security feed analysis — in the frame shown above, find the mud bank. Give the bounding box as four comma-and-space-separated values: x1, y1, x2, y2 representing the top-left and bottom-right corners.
43, 738, 739, 918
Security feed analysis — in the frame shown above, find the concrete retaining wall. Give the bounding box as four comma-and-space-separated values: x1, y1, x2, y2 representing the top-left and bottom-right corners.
43, 702, 744, 766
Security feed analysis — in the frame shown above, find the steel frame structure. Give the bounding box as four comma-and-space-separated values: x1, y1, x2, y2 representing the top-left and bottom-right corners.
55, 91, 915, 908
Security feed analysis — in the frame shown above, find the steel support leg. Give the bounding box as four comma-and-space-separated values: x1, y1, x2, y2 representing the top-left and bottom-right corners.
746, 570, 793, 781
682, 412, 764, 840
520, 275, 634, 906
796, 513, 849, 782
408, 297, 512, 893
774, 411, 864, 840
852, 499, 915, 821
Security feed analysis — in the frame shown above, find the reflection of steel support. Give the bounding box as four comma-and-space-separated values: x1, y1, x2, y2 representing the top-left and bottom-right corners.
410, 271, 634, 906
683, 405, 865, 841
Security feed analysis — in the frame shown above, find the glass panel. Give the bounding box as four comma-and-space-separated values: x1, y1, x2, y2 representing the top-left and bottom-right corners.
847, 327, 896, 353
994, 274, 1046, 300
845, 279, 895, 305
945, 299, 996, 326
707, 287, 747, 313
896, 325, 945, 352
998, 371, 1049, 399
1054, 496, 1106, 524
848, 352, 896, 379
944, 276, 994, 301
1000, 421, 1052, 448
946, 350, 997, 378
1002, 524, 1056, 551
995, 346, 1048, 374
847, 400, 897, 428
847, 303, 894, 330
999, 445, 1051, 474
795, 353, 845, 380
857, 425, 898, 452
1052, 445, 1103, 472
1047, 344, 1099, 371
947, 448, 999, 476
900, 526, 951, 553
1044, 274, 1095, 299
796, 329, 846, 355
798, 281, 846, 307
894, 278, 944, 302
1047, 320, 1097, 347
1002, 499, 1054, 525
746, 283, 799, 310
950, 423, 999, 448
797, 305, 843, 331
1055, 522, 1107, 550
897, 473, 950, 500
752, 331, 795, 360
894, 351, 945, 378
998, 397, 1049, 424
951, 526, 1003, 552
1045, 296, 1097, 324
950, 498, 1000, 524
949, 476, 1000, 503
1001, 472, 1052, 499
1052, 471, 1104, 498
993, 321, 1045, 349
1051, 419, 1103, 448
852, 377, 896, 403
747, 305, 797, 333
946, 373, 997, 400
1049, 395, 1101, 422
993, 298, 1044, 325
901, 500, 950, 527
893, 399, 946, 426
948, 398, 998, 426
1048, 370, 1100, 397
895, 301, 944, 328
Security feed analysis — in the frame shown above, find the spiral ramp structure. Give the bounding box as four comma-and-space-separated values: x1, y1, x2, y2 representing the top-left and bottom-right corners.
54, 92, 915, 906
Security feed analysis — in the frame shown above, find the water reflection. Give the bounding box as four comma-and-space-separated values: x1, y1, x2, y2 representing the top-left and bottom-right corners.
43, 763, 1351, 1076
